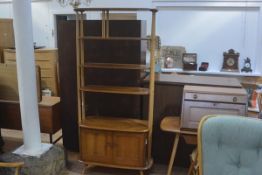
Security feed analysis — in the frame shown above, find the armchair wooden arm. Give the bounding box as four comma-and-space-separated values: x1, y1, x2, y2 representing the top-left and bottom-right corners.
0, 162, 24, 175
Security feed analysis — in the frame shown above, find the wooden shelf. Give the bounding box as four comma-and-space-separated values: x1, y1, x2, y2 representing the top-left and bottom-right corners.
75, 8, 157, 12
84, 63, 149, 70
80, 36, 150, 41
80, 85, 149, 95
80, 117, 148, 133
161, 68, 262, 77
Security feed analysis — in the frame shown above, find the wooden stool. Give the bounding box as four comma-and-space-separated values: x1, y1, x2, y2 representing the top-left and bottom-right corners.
160, 116, 197, 175
0, 162, 24, 175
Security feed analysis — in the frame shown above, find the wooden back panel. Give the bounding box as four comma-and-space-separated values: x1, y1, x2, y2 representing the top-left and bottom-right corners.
0, 63, 41, 102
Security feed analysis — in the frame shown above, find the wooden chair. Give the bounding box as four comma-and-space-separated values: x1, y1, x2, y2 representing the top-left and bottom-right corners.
160, 116, 197, 175
0, 162, 24, 175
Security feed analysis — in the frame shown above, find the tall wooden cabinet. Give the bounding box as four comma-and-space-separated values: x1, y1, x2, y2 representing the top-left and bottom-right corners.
57, 20, 147, 151
75, 8, 157, 174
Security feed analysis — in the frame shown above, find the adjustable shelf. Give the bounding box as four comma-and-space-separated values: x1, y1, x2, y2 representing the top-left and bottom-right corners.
75, 8, 157, 174
80, 85, 149, 95
80, 117, 148, 132
84, 63, 149, 70
80, 36, 150, 41
75, 8, 157, 12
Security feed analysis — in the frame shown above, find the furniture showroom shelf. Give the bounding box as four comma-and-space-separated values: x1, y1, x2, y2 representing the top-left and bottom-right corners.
80, 85, 149, 95
80, 36, 150, 41
84, 63, 149, 70
75, 8, 157, 174
161, 68, 262, 77
80, 117, 148, 133
76, 7, 157, 12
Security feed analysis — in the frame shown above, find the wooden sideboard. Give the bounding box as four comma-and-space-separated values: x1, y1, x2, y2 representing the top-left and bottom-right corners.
3, 48, 59, 96
143, 73, 243, 166
0, 96, 61, 143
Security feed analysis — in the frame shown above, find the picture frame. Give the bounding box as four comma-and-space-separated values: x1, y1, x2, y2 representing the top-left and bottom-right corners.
161, 46, 186, 69
182, 53, 197, 70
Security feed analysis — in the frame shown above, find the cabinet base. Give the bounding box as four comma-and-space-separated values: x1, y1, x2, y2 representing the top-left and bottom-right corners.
80, 158, 153, 172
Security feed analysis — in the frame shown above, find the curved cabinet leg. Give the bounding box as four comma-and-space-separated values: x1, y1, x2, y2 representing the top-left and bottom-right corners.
81, 166, 87, 175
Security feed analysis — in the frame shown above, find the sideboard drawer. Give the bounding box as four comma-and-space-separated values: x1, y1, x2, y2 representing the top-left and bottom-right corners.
181, 85, 248, 129
181, 101, 247, 129
184, 92, 247, 104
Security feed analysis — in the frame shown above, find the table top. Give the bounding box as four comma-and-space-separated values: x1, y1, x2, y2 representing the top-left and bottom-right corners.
0, 96, 60, 107
160, 116, 197, 135
146, 73, 242, 88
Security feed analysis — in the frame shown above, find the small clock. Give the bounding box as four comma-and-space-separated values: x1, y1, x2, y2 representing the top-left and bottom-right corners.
241, 57, 252, 73
221, 49, 239, 72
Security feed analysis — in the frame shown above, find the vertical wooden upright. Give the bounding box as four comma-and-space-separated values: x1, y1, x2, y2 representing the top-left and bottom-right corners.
147, 10, 157, 162
75, 8, 157, 175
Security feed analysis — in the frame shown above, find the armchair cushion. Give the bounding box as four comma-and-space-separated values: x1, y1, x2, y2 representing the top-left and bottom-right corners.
199, 115, 262, 175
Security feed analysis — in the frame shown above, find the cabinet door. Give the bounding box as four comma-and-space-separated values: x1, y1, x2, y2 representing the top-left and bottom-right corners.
80, 128, 112, 164
181, 101, 247, 129
112, 132, 147, 167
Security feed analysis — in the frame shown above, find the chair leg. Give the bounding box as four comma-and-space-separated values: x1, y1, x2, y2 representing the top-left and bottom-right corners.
140, 170, 144, 175
187, 161, 195, 175
167, 133, 180, 175
15, 167, 21, 175
82, 165, 88, 175
187, 150, 198, 175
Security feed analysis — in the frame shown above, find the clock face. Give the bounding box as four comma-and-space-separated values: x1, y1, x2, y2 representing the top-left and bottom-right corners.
226, 58, 235, 67
245, 62, 251, 68
184, 56, 195, 63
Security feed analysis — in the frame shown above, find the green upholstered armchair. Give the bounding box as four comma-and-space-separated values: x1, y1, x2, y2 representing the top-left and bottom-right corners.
198, 115, 262, 175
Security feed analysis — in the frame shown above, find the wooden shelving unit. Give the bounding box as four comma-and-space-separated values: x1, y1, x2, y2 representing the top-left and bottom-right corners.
84, 63, 149, 70
75, 8, 157, 175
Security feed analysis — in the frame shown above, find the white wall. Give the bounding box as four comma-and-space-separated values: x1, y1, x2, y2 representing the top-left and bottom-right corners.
0, 0, 261, 74
157, 7, 259, 72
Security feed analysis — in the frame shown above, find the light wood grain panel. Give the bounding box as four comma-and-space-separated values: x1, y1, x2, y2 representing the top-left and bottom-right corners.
81, 36, 150, 41
41, 77, 58, 95
0, 64, 19, 101
0, 19, 14, 48
3, 49, 59, 95
0, 96, 61, 134
80, 85, 149, 95
80, 117, 148, 132
113, 132, 146, 167
75, 8, 157, 12
80, 129, 112, 164
84, 63, 148, 70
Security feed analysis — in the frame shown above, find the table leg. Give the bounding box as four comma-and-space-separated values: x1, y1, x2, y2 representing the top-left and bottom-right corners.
49, 134, 53, 143
167, 133, 180, 175
0, 129, 4, 152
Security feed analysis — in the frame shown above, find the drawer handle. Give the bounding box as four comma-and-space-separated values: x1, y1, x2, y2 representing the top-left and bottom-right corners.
193, 94, 198, 100
233, 97, 237, 103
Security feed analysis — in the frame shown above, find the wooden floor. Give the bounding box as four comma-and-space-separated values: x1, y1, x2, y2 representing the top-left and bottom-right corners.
1, 129, 187, 175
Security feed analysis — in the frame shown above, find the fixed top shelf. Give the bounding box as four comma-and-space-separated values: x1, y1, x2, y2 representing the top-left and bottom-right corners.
80, 116, 149, 133
79, 36, 150, 41
84, 63, 149, 70
75, 8, 158, 12
80, 85, 149, 95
